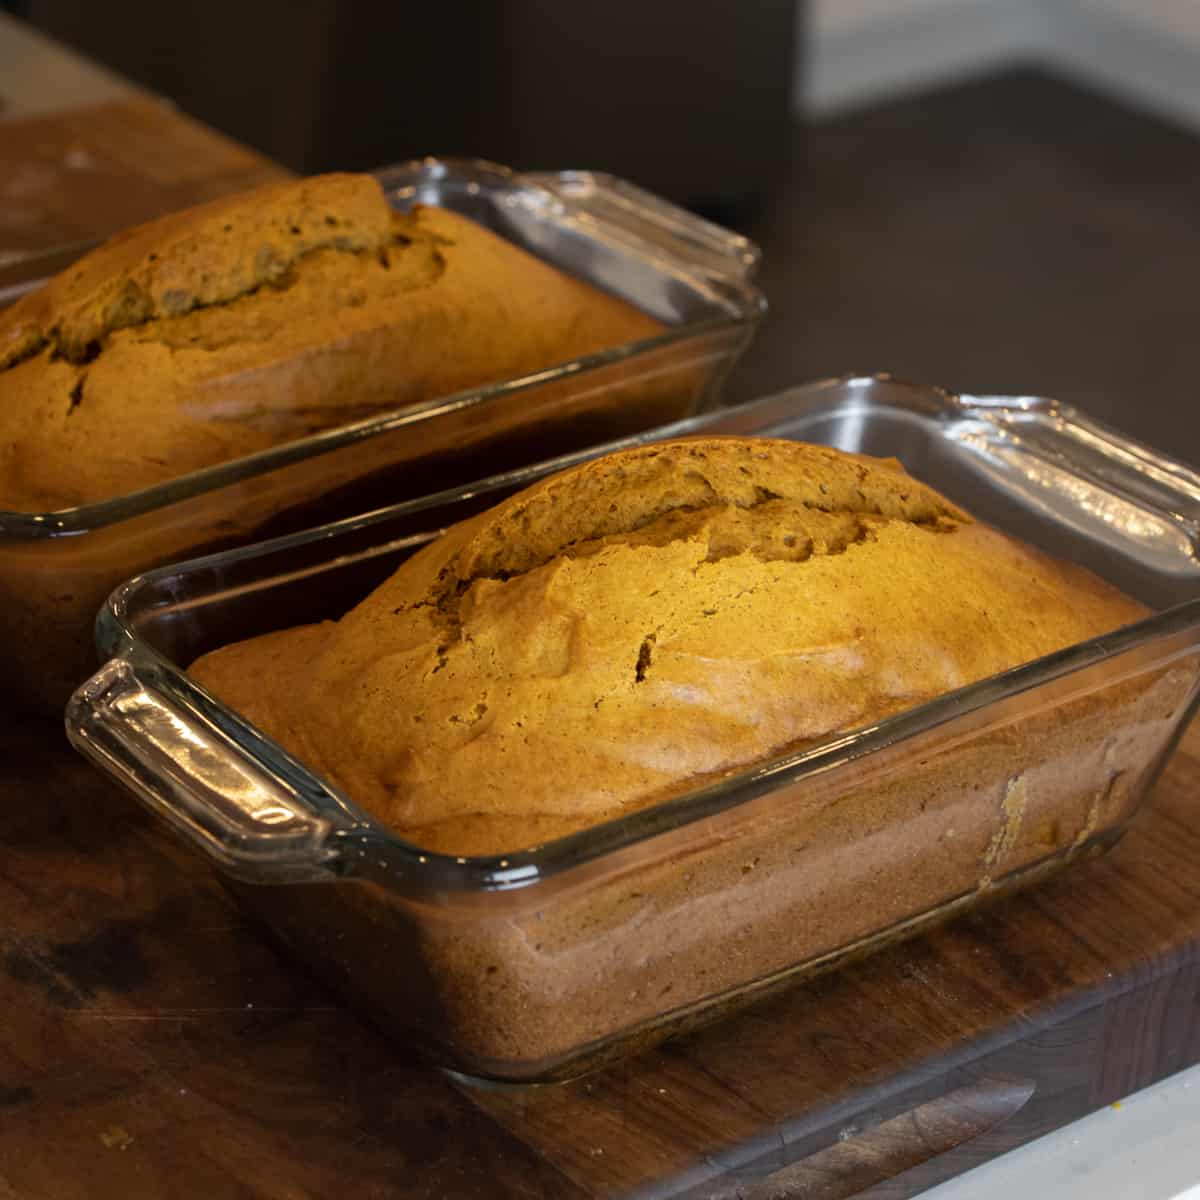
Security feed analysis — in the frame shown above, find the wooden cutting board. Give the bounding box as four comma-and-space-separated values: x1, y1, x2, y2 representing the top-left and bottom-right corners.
0, 712, 1197, 1200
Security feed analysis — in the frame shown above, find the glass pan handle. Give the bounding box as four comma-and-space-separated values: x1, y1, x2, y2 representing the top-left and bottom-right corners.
963, 395, 1200, 524
949, 396, 1200, 573
522, 169, 761, 284
66, 658, 341, 884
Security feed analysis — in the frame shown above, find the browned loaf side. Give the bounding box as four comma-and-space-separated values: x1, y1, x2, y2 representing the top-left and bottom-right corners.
190, 437, 1148, 856
0, 173, 663, 511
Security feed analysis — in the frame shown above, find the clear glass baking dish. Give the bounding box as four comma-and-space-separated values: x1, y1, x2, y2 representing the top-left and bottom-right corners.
2, 157, 763, 713
67, 375, 1200, 1083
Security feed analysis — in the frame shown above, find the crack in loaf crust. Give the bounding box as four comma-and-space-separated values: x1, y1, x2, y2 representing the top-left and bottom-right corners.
190, 437, 1151, 856
0, 173, 663, 511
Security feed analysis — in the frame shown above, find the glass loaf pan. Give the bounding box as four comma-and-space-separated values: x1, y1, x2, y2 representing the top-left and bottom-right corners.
68, 376, 1200, 1083
1, 157, 763, 713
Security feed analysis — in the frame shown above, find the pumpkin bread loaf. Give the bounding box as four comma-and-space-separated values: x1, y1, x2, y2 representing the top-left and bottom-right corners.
0, 173, 663, 511
189, 436, 1147, 856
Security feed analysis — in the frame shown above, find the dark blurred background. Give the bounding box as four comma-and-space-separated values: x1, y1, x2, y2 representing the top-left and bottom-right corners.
8, 0, 798, 221
3, 0, 1199, 463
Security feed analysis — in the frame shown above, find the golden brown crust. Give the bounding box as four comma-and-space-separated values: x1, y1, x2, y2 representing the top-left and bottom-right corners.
190, 438, 1148, 855
0, 174, 663, 511
0, 174, 397, 369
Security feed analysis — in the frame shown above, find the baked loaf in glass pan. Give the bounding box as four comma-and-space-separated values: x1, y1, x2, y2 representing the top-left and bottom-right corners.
67, 375, 1200, 1083
1, 158, 762, 712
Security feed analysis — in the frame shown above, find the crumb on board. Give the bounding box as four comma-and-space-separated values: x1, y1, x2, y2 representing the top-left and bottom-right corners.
100, 1125, 134, 1150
